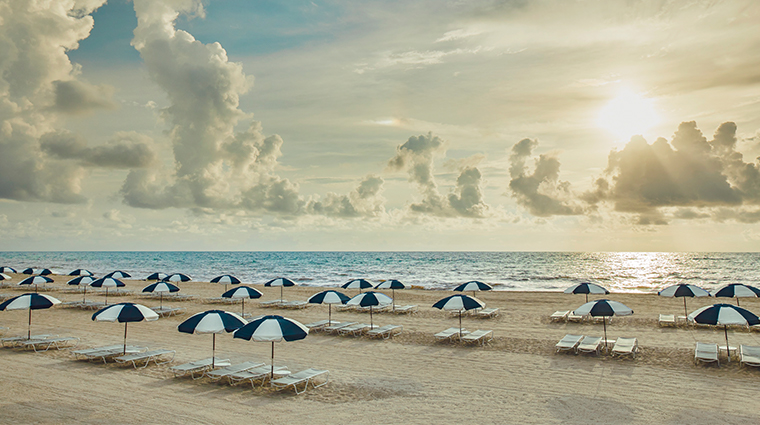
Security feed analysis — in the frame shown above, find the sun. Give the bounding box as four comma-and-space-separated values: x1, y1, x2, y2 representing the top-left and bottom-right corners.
597, 89, 659, 140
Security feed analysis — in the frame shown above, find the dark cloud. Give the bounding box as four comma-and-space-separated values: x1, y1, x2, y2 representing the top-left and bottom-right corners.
40, 131, 156, 168
50, 80, 116, 115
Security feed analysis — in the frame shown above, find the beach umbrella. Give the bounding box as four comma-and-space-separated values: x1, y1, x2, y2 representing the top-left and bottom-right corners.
211, 274, 242, 291
221, 285, 262, 317
347, 291, 392, 328
178, 310, 246, 369
146, 272, 168, 281
573, 299, 633, 351
712, 284, 760, 306
375, 280, 405, 312
0, 273, 11, 281
308, 290, 350, 325
0, 267, 17, 273
233, 315, 308, 381
90, 277, 125, 305
164, 273, 191, 283
67, 276, 97, 302
105, 271, 131, 279
92, 303, 159, 355
22, 268, 52, 275
688, 303, 760, 362
454, 281, 493, 298
658, 284, 711, 318
142, 281, 180, 309
18, 275, 53, 293
564, 282, 609, 303
68, 269, 93, 276
264, 277, 297, 302
341, 278, 372, 294
0, 293, 61, 339
432, 294, 486, 338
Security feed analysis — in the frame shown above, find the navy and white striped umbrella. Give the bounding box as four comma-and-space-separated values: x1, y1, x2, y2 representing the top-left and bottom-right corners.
308, 290, 350, 325
164, 273, 191, 282
564, 282, 609, 303
454, 281, 493, 299
68, 269, 93, 276
211, 274, 242, 292
375, 280, 405, 312
341, 279, 373, 293
233, 315, 309, 380
658, 284, 711, 317
142, 281, 180, 309
91, 277, 126, 305
67, 276, 97, 303
712, 284, 760, 306
264, 277, 297, 301
18, 275, 53, 293
0, 267, 17, 273
433, 294, 486, 338
92, 303, 159, 354
574, 299, 633, 349
146, 272, 168, 281
221, 286, 263, 317
178, 310, 247, 368
348, 291, 393, 328
688, 303, 760, 361
0, 293, 61, 339
22, 268, 53, 275
0, 273, 12, 281
105, 270, 131, 279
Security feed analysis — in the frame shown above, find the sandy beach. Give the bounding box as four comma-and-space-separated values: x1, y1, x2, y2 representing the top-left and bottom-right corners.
1, 275, 760, 424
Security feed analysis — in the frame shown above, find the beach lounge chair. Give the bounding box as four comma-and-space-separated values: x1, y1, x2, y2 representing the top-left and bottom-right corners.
115, 349, 176, 368
392, 304, 418, 314
577, 336, 603, 355
476, 308, 500, 319
229, 365, 291, 387
658, 314, 676, 327
259, 299, 284, 308
20, 336, 79, 352
170, 358, 232, 379
305, 320, 331, 331
366, 324, 403, 339
204, 361, 265, 381
335, 303, 357, 312
79, 346, 148, 364
323, 322, 356, 334
461, 329, 493, 346
338, 323, 371, 336
550, 311, 570, 322
72, 344, 126, 358
204, 296, 240, 304
1, 334, 55, 348
611, 337, 638, 359
694, 342, 720, 366
555, 334, 583, 353
280, 300, 308, 309
567, 312, 585, 322
739, 345, 760, 368
151, 306, 186, 317
271, 368, 329, 395
434, 327, 469, 341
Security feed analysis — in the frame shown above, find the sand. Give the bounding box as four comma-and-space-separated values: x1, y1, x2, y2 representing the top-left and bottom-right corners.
1, 275, 760, 424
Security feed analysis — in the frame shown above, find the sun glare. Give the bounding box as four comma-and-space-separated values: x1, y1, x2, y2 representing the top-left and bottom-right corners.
597, 89, 659, 141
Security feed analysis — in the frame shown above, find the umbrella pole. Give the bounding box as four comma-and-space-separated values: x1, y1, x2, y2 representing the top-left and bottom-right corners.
683, 298, 688, 319
280, 286, 284, 302
27, 308, 32, 339
123, 323, 128, 355
83, 287, 87, 303
603, 317, 608, 352
271, 341, 275, 381
724, 325, 730, 363
160, 293, 163, 309
585, 293, 588, 303
736, 298, 740, 307
242, 299, 245, 317
212, 334, 216, 369
328, 304, 332, 326
370, 306, 374, 328
392, 289, 396, 312
105, 288, 109, 305
459, 310, 463, 340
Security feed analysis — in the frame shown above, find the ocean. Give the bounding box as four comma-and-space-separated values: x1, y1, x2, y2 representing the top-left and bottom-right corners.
0, 251, 758, 294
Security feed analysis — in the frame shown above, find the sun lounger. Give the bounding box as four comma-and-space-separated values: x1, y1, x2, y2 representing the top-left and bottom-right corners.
78, 346, 148, 363
550, 311, 570, 322
740, 345, 760, 368
323, 322, 356, 334
461, 329, 493, 346
476, 308, 500, 319
392, 304, 418, 314
434, 327, 469, 341
170, 358, 232, 379
338, 323, 371, 336
694, 342, 720, 366
204, 361, 265, 381
115, 349, 176, 368
577, 336, 603, 355
280, 300, 308, 309
305, 320, 331, 331
1, 334, 55, 348
357, 304, 391, 313
658, 314, 676, 327
165, 293, 197, 301
229, 365, 291, 387
20, 336, 79, 352
555, 334, 583, 353
271, 368, 329, 395
259, 299, 284, 308
205, 297, 240, 304
151, 306, 186, 317
366, 324, 403, 339
611, 337, 638, 359
567, 312, 585, 322
335, 303, 357, 312
72, 344, 126, 358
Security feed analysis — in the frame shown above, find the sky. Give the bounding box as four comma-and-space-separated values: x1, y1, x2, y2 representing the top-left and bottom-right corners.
1, 0, 760, 252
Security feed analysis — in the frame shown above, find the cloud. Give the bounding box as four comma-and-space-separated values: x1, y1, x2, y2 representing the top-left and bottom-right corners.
50, 80, 116, 115
306, 175, 386, 218
40, 131, 156, 168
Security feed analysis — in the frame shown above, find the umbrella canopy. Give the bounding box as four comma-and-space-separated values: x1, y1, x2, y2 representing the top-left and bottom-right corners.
233, 315, 309, 380
658, 284, 711, 317
432, 294, 486, 338
18, 275, 54, 293
0, 293, 61, 339
142, 281, 180, 309
375, 280, 405, 312
564, 282, 610, 303
347, 291, 392, 328
688, 303, 760, 361
67, 276, 97, 302
105, 271, 131, 279
221, 286, 263, 317
341, 279, 372, 293
454, 281, 493, 292
68, 269, 93, 276
211, 274, 242, 292
308, 290, 350, 325
264, 277, 297, 301
712, 284, 760, 306
90, 277, 126, 305
146, 272, 168, 281
0, 273, 11, 281
178, 310, 247, 368
164, 273, 191, 282
0, 267, 17, 273
92, 303, 159, 354
22, 268, 53, 275
573, 299, 633, 350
